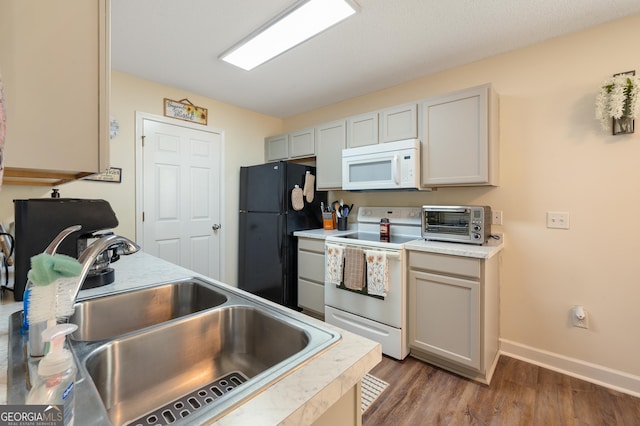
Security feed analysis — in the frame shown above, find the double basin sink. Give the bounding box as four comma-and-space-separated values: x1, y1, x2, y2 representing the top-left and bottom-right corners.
8, 278, 341, 425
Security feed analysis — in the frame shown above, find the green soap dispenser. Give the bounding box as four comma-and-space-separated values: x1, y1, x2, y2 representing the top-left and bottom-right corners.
26, 323, 78, 425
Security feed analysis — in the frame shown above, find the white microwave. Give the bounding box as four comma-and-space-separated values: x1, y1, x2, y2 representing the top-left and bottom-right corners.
342, 139, 421, 190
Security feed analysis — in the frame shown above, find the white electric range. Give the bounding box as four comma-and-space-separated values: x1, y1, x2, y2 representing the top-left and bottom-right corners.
324, 206, 422, 360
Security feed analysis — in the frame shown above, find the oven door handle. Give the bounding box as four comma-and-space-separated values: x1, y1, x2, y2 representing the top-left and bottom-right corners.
329, 242, 402, 260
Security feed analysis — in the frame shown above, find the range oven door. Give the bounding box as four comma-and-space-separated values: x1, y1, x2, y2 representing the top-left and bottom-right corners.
324, 243, 409, 359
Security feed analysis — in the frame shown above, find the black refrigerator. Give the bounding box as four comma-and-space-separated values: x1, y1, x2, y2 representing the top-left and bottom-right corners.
238, 161, 326, 309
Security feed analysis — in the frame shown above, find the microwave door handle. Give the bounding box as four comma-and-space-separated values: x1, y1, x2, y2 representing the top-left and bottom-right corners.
392, 154, 400, 184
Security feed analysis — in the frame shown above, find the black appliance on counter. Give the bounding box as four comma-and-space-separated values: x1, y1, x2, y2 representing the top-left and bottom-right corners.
238, 162, 326, 309
13, 198, 120, 301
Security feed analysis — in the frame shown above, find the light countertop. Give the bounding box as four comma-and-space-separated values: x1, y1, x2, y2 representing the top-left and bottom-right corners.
295, 228, 504, 259
0, 252, 381, 425
404, 234, 504, 259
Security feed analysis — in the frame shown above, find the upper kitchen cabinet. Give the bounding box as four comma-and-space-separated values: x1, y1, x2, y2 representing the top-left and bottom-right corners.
347, 112, 378, 148
347, 104, 418, 148
379, 103, 418, 143
0, 0, 110, 186
315, 120, 346, 189
419, 84, 499, 187
289, 127, 315, 159
265, 128, 315, 162
265, 134, 289, 161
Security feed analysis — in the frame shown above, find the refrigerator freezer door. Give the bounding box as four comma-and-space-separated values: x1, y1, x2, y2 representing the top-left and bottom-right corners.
238, 211, 287, 305
239, 162, 285, 213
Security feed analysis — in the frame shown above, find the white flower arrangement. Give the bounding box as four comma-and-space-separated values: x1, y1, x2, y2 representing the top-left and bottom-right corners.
595, 74, 640, 131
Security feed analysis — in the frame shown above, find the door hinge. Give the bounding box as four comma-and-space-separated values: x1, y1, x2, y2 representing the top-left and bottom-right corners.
141, 135, 145, 147
142, 211, 145, 222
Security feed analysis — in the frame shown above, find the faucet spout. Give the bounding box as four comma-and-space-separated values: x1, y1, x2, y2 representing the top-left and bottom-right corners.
72, 234, 140, 302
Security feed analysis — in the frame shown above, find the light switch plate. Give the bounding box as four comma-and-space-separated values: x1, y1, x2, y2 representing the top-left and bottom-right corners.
547, 211, 570, 229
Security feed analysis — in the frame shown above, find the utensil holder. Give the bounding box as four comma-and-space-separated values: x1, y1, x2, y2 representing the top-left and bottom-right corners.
337, 217, 348, 231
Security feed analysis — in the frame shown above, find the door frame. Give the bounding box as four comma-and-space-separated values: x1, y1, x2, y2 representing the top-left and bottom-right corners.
134, 111, 226, 280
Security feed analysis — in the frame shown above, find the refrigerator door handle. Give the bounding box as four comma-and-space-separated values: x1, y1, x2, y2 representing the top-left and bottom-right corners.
277, 217, 284, 259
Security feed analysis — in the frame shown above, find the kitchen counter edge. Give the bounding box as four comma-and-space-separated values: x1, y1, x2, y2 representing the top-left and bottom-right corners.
294, 228, 357, 240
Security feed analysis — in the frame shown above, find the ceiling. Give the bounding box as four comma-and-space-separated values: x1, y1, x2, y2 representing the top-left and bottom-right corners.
111, 0, 640, 118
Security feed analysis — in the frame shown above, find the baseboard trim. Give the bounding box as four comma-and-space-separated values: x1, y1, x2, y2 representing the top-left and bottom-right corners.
500, 339, 640, 398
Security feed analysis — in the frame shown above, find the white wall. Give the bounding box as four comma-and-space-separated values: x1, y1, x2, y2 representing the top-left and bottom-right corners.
283, 14, 640, 392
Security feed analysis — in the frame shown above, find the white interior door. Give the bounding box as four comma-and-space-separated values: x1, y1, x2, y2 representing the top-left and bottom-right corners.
138, 115, 223, 280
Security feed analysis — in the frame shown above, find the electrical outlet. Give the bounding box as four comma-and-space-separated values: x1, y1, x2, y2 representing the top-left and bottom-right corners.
547, 211, 570, 229
572, 306, 589, 329
492, 210, 503, 225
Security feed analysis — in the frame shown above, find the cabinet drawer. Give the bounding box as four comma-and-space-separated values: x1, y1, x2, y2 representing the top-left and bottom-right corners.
298, 279, 324, 313
298, 251, 325, 283
409, 251, 480, 279
298, 238, 325, 253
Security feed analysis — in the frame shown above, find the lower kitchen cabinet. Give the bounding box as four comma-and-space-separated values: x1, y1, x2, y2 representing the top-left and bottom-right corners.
297, 237, 326, 318
407, 250, 499, 384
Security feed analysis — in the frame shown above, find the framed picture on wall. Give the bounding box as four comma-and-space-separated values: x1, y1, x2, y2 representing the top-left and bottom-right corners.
83, 167, 122, 183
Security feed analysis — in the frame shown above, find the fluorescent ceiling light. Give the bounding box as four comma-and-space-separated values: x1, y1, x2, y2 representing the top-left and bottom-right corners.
220, 0, 358, 71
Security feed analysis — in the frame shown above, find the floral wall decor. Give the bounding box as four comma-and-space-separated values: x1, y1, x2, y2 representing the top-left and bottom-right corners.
595, 71, 639, 135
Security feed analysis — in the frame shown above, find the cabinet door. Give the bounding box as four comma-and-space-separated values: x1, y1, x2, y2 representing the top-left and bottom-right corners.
420, 84, 493, 186
379, 103, 417, 143
408, 270, 480, 369
0, 0, 109, 178
315, 120, 346, 189
347, 112, 378, 148
265, 134, 289, 161
289, 127, 315, 158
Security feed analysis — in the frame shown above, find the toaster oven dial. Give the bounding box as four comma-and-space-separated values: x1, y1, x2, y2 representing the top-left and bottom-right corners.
473, 224, 482, 232
473, 233, 482, 240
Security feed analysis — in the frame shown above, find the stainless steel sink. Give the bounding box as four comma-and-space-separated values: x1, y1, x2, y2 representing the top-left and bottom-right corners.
7, 277, 341, 425
69, 281, 228, 341
85, 306, 310, 425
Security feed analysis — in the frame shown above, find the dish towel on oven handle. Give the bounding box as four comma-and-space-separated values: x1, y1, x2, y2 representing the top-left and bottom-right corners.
343, 247, 365, 290
365, 250, 389, 297
325, 243, 344, 286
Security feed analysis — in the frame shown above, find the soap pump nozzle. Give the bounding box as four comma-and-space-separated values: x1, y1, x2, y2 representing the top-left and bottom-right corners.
38, 323, 77, 376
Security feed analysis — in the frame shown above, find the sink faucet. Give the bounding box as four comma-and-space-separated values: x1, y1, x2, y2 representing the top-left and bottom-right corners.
72, 234, 140, 302
72, 233, 140, 301
28, 226, 140, 357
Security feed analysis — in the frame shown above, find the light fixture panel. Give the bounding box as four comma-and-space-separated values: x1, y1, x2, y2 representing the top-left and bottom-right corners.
221, 0, 358, 71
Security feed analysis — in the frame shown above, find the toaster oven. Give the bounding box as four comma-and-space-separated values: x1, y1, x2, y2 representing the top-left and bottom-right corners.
422, 205, 491, 245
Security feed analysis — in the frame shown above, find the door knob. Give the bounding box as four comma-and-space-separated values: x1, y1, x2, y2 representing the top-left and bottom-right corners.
212, 224, 221, 231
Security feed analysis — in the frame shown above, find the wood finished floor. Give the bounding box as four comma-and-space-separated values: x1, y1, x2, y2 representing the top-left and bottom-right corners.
363, 355, 640, 425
